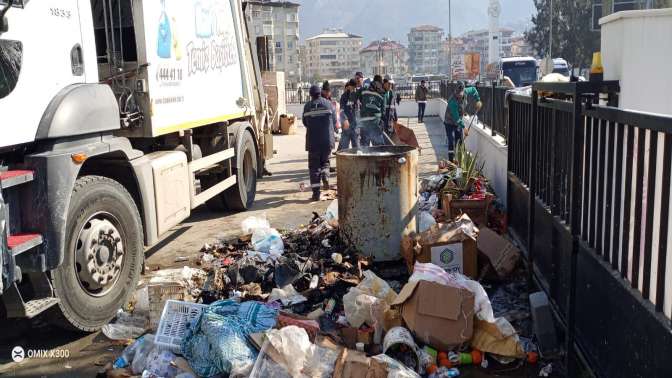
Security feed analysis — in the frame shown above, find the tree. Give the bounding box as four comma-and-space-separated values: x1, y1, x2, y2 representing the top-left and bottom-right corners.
525, 0, 600, 71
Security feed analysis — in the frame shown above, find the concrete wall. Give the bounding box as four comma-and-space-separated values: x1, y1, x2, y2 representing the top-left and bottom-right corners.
437, 99, 509, 206
601, 8, 672, 115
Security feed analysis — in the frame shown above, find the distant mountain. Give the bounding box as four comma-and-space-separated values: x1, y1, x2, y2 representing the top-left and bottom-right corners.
293, 0, 536, 44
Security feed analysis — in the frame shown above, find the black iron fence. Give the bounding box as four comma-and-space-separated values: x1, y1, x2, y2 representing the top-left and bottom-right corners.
507, 81, 672, 377
395, 81, 442, 100
440, 81, 509, 140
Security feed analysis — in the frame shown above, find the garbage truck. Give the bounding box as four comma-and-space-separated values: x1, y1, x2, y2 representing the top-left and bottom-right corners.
0, 0, 272, 331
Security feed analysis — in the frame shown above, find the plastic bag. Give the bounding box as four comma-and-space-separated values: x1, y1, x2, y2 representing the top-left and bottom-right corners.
370, 354, 420, 378
241, 215, 271, 234
418, 211, 436, 232
420, 175, 447, 193
249, 326, 339, 378
325, 200, 338, 225
181, 300, 278, 377
343, 291, 378, 328
102, 323, 146, 340
268, 285, 308, 306
130, 334, 156, 374
143, 349, 179, 378
418, 192, 438, 212
343, 271, 397, 328
252, 227, 284, 256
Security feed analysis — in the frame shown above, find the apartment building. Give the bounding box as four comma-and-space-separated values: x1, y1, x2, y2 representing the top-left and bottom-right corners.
245, 0, 301, 82
460, 28, 515, 73
305, 29, 363, 81
408, 25, 444, 75
359, 38, 409, 78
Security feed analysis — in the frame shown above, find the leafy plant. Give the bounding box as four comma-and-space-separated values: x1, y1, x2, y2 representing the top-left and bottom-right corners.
448, 141, 484, 196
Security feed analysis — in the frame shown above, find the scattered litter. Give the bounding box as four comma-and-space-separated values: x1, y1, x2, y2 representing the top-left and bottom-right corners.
268, 285, 308, 306
174, 256, 189, 262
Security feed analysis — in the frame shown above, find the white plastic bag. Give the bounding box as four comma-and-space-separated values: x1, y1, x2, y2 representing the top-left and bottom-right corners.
251, 228, 284, 255
325, 200, 338, 225
268, 285, 307, 306
241, 215, 271, 234
343, 270, 397, 328
418, 211, 436, 232
343, 291, 378, 328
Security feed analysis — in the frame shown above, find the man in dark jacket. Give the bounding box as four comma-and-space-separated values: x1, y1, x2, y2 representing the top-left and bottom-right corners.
303, 85, 336, 200
356, 75, 387, 146
415, 80, 429, 123
338, 79, 360, 150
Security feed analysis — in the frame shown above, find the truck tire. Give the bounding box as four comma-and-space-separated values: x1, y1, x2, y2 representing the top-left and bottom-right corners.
224, 129, 258, 211
51, 176, 143, 331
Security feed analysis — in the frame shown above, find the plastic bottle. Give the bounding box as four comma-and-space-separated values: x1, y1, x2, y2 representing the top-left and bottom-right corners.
113, 338, 140, 369
435, 367, 460, 378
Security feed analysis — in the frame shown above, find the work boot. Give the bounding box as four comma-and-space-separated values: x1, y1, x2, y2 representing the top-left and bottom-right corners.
311, 189, 321, 201
322, 178, 330, 191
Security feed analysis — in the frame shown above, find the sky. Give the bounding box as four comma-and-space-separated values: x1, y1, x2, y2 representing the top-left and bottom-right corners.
292, 0, 537, 44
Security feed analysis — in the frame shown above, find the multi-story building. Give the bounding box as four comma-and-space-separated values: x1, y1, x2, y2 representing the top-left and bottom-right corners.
510, 35, 534, 57
305, 29, 363, 81
359, 38, 409, 78
245, 1, 301, 82
408, 25, 444, 75
439, 37, 466, 76
460, 28, 515, 73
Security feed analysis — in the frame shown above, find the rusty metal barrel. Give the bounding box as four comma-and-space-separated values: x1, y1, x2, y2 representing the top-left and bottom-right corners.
336, 146, 418, 261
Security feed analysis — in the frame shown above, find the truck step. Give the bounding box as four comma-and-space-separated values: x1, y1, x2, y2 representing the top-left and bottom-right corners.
8, 233, 43, 256
2, 274, 58, 319
0, 170, 34, 189
22, 297, 60, 318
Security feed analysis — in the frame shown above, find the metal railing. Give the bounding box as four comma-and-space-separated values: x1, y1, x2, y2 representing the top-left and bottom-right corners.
395, 81, 442, 100
506, 81, 672, 377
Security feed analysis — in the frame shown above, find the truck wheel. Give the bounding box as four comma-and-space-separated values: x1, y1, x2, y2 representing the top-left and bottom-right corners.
224, 130, 258, 211
51, 176, 143, 331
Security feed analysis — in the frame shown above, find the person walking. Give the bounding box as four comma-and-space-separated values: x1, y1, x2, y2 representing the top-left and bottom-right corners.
356, 75, 387, 146
338, 79, 360, 150
443, 81, 482, 161
303, 85, 336, 200
415, 80, 429, 123
382, 78, 397, 134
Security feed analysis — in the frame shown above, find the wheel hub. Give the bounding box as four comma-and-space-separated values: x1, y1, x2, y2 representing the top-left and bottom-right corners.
75, 217, 124, 296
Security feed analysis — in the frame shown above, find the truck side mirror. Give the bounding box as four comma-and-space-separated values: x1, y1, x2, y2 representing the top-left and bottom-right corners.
0, 0, 14, 35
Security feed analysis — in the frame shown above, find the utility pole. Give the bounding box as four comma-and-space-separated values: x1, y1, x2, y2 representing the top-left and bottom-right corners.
449, 0, 452, 80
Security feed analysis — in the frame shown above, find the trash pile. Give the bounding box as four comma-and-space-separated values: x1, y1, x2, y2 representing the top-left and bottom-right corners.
101, 155, 560, 377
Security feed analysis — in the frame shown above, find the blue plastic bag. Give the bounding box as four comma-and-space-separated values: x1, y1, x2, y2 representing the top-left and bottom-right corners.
181, 300, 278, 377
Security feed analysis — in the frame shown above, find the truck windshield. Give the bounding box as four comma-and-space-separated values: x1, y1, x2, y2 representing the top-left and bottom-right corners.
502, 61, 537, 87
0, 39, 22, 99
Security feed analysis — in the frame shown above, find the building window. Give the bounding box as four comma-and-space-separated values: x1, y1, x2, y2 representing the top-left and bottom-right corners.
275, 41, 282, 49
287, 13, 297, 22
287, 41, 294, 49
320, 40, 338, 46
320, 55, 337, 60
613, 0, 636, 12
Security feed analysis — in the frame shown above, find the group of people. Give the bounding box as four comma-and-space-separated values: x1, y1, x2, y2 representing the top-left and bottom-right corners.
302, 72, 482, 200
302, 72, 399, 200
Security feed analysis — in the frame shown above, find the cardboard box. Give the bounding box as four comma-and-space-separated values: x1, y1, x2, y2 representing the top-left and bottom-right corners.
391, 280, 475, 351
477, 227, 520, 278
340, 326, 374, 350
402, 215, 479, 278
280, 114, 296, 135
333, 349, 371, 378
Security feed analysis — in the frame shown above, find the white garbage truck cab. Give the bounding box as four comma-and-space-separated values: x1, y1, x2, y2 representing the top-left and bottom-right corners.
0, 0, 272, 330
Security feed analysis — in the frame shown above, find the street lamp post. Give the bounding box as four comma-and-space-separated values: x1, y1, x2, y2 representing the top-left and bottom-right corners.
449, 0, 452, 80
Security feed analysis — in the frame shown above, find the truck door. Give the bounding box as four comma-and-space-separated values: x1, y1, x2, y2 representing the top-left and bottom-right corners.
0, 0, 85, 148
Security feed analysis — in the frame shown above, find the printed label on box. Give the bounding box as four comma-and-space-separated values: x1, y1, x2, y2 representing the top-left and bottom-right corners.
430, 243, 464, 274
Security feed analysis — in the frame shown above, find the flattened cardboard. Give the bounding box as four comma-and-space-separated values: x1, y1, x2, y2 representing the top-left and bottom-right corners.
392, 280, 475, 351
477, 227, 520, 278
333, 349, 371, 378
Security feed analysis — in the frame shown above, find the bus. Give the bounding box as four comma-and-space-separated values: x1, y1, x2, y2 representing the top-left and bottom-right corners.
499, 57, 539, 87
